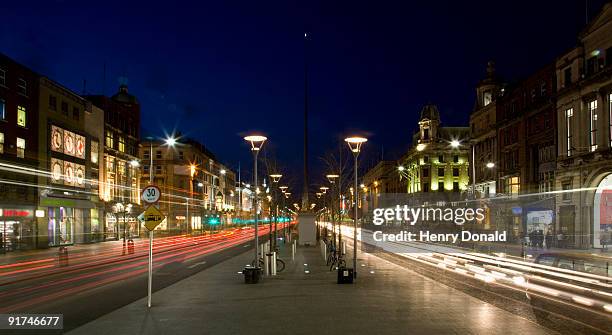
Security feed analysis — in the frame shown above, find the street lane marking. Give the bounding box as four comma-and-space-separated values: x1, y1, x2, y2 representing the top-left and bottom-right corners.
188, 261, 207, 269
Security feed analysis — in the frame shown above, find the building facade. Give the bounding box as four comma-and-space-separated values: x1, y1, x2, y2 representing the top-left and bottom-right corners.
87, 85, 142, 241
140, 137, 236, 232
495, 63, 557, 241
555, 3, 612, 248
470, 61, 502, 198
0, 53, 40, 251
36, 77, 97, 247
361, 160, 404, 213
398, 105, 470, 200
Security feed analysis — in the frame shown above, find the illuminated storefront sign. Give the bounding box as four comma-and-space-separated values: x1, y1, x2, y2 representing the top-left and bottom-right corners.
0, 209, 34, 217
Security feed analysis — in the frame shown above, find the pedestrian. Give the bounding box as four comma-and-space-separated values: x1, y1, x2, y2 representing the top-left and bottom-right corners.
537, 230, 544, 249
545, 230, 552, 249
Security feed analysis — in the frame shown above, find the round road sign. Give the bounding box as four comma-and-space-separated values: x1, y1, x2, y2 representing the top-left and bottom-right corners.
141, 185, 161, 204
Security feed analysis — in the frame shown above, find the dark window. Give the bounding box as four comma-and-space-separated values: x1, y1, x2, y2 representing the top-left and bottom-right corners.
438, 155, 444, 163
155, 165, 162, 173
438, 168, 444, 177
72, 107, 80, 120
61, 102, 68, 115
564, 68, 571, 87
143, 165, 149, 173
453, 182, 459, 191
587, 56, 597, 75
143, 150, 150, 159
453, 168, 459, 177
423, 129, 429, 140
0, 68, 5, 86
453, 155, 459, 163
17, 78, 27, 96
438, 182, 444, 192
179, 151, 184, 160
422, 168, 429, 178
156, 150, 162, 159
423, 156, 429, 163
49, 96, 57, 111
606, 47, 612, 67
423, 183, 429, 192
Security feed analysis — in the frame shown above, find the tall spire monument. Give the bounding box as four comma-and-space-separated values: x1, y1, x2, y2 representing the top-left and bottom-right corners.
297, 32, 316, 246
302, 32, 310, 210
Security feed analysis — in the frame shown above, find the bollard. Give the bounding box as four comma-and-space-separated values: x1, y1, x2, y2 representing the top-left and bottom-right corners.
292, 240, 296, 261
342, 242, 346, 255
271, 252, 277, 276
264, 251, 270, 276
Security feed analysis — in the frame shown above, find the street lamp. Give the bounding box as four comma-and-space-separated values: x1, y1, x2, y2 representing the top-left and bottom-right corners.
244, 135, 267, 270
345, 135, 367, 279
269, 173, 282, 252
486, 162, 495, 169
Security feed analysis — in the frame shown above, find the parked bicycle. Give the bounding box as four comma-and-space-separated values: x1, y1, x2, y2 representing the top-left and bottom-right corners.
252, 247, 286, 272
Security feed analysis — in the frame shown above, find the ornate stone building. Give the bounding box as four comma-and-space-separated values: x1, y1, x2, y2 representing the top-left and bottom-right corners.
555, 3, 612, 248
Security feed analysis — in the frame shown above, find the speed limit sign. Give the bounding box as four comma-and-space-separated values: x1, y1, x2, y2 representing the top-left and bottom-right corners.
141, 185, 161, 204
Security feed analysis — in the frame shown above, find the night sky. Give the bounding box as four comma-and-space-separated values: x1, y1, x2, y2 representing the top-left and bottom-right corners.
1, 0, 607, 190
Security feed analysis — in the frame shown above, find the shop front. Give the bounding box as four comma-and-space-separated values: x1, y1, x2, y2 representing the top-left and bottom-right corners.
39, 196, 94, 247
0, 207, 37, 252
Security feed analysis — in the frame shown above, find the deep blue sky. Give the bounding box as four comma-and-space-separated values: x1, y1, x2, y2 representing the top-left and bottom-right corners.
1, 0, 607, 190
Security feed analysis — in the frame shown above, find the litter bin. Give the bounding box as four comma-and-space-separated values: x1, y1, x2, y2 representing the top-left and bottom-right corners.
337, 267, 354, 284
243, 267, 262, 284
58, 246, 69, 267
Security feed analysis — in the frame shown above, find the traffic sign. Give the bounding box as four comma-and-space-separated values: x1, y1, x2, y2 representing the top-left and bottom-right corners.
143, 205, 165, 231
141, 185, 161, 204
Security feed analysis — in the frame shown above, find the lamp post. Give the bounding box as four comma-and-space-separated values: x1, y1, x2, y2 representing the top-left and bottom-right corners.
326, 174, 339, 250
244, 135, 267, 268
270, 174, 282, 250
345, 136, 367, 279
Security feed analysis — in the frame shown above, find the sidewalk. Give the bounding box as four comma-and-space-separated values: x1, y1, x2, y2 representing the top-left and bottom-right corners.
68, 240, 553, 335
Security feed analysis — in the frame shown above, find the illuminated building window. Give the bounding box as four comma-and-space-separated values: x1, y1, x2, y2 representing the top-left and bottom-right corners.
105, 130, 114, 149
505, 177, 520, 196
565, 108, 573, 156
0, 98, 5, 120
16, 137, 25, 158
17, 78, 27, 96
588, 100, 598, 151
0, 132, 4, 153
118, 136, 125, 153
91, 141, 99, 164
483, 90, 492, 106
17, 106, 26, 127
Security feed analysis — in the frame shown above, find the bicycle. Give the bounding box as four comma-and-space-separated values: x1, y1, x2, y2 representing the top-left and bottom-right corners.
252, 250, 286, 272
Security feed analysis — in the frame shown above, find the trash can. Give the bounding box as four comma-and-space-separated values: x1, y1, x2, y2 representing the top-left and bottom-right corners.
58, 246, 69, 267
337, 267, 354, 284
243, 267, 262, 284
